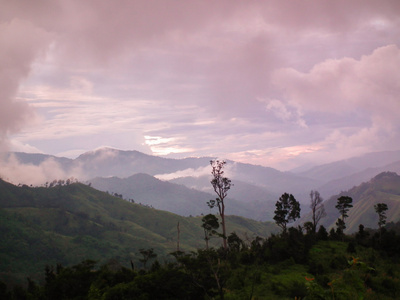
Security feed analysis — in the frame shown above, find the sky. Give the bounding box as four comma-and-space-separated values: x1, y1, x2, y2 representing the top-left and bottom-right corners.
1, 0, 400, 172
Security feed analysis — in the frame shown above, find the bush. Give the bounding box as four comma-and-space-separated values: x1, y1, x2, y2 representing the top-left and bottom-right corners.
346, 241, 356, 253
288, 280, 307, 298
329, 255, 348, 270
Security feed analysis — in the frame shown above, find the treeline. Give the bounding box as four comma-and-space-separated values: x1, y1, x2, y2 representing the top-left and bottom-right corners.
16, 177, 79, 188
2, 223, 400, 299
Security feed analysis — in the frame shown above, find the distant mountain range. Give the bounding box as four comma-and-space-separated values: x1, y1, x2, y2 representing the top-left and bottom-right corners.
294, 150, 400, 182
89, 173, 277, 221
3, 148, 400, 222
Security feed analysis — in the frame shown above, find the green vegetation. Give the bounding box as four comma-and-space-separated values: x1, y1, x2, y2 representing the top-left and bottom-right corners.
319, 172, 400, 233
3, 224, 400, 299
375, 203, 388, 235
273, 193, 301, 234
0, 179, 277, 286
1, 171, 400, 299
335, 196, 353, 235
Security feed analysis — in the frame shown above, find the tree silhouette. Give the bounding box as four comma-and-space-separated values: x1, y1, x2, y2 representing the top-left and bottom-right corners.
309, 190, 326, 233
208, 160, 232, 250
335, 196, 353, 235
273, 193, 300, 234
374, 203, 388, 238
201, 214, 220, 250
139, 248, 157, 269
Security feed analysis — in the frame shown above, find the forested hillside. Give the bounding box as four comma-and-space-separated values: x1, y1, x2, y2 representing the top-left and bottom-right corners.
0, 179, 277, 286
304, 172, 400, 233
3, 214, 400, 299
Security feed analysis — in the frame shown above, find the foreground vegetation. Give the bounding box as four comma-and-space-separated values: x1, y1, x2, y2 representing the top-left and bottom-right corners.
2, 224, 400, 299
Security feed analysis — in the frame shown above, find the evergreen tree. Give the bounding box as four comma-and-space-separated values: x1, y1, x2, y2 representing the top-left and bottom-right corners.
374, 203, 388, 237
201, 214, 220, 249
273, 193, 301, 234
335, 196, 353, 234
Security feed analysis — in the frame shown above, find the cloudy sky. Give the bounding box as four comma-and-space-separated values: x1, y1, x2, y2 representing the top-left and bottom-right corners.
1, 0, 400, 171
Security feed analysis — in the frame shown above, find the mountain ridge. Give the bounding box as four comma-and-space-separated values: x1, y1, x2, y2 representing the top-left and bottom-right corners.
296, 150, 400, 182
3, 147, 400, 213
90, 173, 277, 221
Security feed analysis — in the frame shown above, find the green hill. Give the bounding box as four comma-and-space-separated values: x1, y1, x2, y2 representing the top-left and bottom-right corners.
0, 179, 278, 285
316, 172, 400, 232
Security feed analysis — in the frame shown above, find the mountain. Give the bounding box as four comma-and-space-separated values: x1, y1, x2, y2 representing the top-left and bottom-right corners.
0, 179, 278, 285
168, 175, 279, 220
317, 160, 400, 198
89, 173, 254, 218
166, 164, 319, 205
296, 150, 400, 182
6, 148, 400, 216
75, 148, 212, 178
9, 148, 319, 198
300, 172, 400, 233
228, 161, 321, 195
6, 152, 72, 166
77, 149, 321, 199
90, 173, 277, 221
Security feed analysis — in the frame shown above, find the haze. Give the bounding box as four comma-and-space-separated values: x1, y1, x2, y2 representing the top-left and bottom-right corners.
1, 0, 400, 171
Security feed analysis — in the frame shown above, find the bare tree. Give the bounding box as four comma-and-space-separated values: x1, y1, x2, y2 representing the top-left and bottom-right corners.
310, 190, 326, 234
208, 160, 232, 250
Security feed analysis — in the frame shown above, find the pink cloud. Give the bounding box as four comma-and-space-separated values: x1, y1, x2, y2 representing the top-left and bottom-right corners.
274, 45, 400, 121
2, 0, 400, 170
0, 19, 51, 148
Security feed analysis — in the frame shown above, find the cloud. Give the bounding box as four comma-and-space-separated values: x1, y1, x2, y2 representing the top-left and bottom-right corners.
272, 45, 400, 153
274, 45, 400, 115
144, 136, 194, 156
155, 165, 210, 181
0, 18, 51, 149
2, 0, 400, 173
9, 139, 43, 154
0, 154, 84, 186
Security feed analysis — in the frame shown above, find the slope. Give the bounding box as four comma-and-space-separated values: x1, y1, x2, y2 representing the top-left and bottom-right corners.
169, 175, 279, 220
301, 172, 400, 233
317, 160, 400, 199
0, 179, 278, 285
90, 173, 277, 221
297, 150, 400, 182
